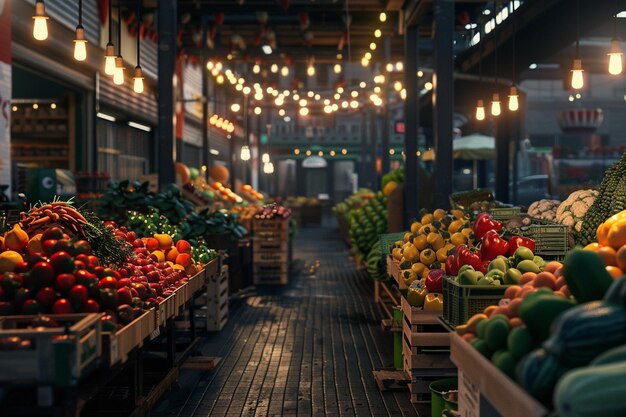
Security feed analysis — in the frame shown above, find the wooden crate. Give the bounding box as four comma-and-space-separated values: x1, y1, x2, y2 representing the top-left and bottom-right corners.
253, 250, 289, 263
0, 313, 102, 385
206, 265, 230, 331
186, 269, 207, 296
401, 297, 456, 403
254, 229, 289, 241
253, 218, 290, 232
156, 293, 177, 327
103, 309, 156, 366
387, 255, 406, 290
253, 237, 289, 252
451, 333, 548, 417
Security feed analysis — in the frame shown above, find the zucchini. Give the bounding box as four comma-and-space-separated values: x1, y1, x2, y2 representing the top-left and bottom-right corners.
544, 301, 626, 368
554, 361, 626, 417
590, 344, 626, 366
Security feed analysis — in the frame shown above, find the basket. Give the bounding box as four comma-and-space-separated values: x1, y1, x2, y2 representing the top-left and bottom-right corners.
449, 189, 494, 210
443, 276, 508, 327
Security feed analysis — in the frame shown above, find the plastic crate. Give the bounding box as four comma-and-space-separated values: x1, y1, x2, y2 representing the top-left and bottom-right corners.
511, 218, 570, 261
449, 189, 494, 210
379, 232, 405, 254
490, 207, 522, 221
0, 313, 102, 385
443, 276, 508, 327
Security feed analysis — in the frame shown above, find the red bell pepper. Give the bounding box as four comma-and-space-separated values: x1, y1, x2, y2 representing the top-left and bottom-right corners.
457, 244, 483, 271
473, 213, 503, 240
425, 269, 445, 293
508, 235, 536, 256
479, 259, 491, 274
444, 245, 464, 276
480, 230, 510, 261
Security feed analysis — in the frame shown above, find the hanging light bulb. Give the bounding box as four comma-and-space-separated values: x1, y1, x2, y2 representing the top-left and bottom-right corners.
475, 99, 486, 121
379, 12, 387, 22
307, 65, 315, 77
73, 26, 88, 61
113, 57, 125, 85
508, 85, 519, 111
253, 64, 261, 74
104, 44, 116, 75
374, 29, 382, 38
262, 153, 270, 163
491, 93, 501, 116
270, 64, 278, 73
281, 66, 289, 77
32, 0, 49, 41
608, 38, 623, 75
240, 146, 251, 161
334, 64, 342, 74
133, 66, 144, 93
570, 58, 584, 89
263, 162, 274, 174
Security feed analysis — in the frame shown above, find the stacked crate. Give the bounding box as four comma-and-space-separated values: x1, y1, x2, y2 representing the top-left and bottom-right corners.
401, 297, 457, 402
252, 219, 290, 285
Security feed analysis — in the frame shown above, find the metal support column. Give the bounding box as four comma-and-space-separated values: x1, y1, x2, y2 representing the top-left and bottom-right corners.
495, 112, 511, 203
201, 24, 210, 179
403, 25, 420, 227
381, 36, 391, 175
432, 0, 454, 209
157, 0, 177, 189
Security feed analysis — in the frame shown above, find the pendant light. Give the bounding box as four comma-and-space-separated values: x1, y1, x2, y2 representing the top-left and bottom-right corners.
73, 0, 88, 61
508, 17, 520, 111
475, 20, 485, 121
240, 146, 251, 161
608, 2, 623, 75
490, 1, 501, 117
104, 0, 116, 75
132, 0, 144, 93
32, 0, 49, 41
262, 152, 270, 163
264, 162, 274, 174
113, 0, 125, 86
570, 0, 584, 89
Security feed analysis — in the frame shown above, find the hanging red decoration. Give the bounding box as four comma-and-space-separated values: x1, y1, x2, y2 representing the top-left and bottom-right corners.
97, 0, 109, 26
284, 56, 293, 66
149, 30, 158, 43
176, 29, 183, 47
299, 12, 310, 31
277, 0, 289, 12
124, 11, 136, 30
206, 37, 215, 49
139, 23, 149, 40
215, 12, 225, 26
209, 25, 218, 40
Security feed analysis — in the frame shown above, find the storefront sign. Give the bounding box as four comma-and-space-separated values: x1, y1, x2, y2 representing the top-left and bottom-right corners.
0, 0, 11, 193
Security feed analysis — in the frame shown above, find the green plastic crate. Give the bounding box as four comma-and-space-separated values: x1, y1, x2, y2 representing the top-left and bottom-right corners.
379, 232, 405, 254
442, 276, 509, 327
510, 218, 570, 261
490, 207, 522, 221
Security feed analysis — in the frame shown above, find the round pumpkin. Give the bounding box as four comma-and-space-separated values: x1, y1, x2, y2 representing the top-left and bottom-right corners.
209, 164, 230, 183
175, 162, 191, 185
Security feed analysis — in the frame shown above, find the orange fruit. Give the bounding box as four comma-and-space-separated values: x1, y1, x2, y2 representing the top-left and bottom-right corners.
597, 223, 609, 246
154, 233, 173, 250
166, 248, 180, 263
607, 218, 626, 250
617, 245, 626, 271
606, 266, 624, 279
583, 242, 601, 251
0, 251, 24, 273
175, 253, 192, 267
596, 246, 618, 267
185, 264, 199, 276
145, 238, 160, 252
175, 240, 192, 254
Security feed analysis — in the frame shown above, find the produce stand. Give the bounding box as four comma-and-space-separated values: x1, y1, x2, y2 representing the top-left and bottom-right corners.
450, 333, 549, 417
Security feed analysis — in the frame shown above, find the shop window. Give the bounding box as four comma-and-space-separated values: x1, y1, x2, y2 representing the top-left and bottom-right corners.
97, 120, 152, 181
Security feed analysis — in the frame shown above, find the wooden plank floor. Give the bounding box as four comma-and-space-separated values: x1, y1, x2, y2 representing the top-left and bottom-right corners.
152, 227, 424, 417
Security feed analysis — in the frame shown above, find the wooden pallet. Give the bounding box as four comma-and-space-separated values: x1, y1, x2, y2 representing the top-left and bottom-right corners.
253, 250, 289, 263
253, 238, 289, 252
205, 265, 230, 331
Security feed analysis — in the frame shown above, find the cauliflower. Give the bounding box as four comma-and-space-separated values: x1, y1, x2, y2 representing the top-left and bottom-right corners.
528, 199, 561, 222
556, 190, 599, 231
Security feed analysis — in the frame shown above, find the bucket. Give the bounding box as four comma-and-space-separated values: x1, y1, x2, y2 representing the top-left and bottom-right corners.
430, 378, 458, 417
443, 390, 459, 411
